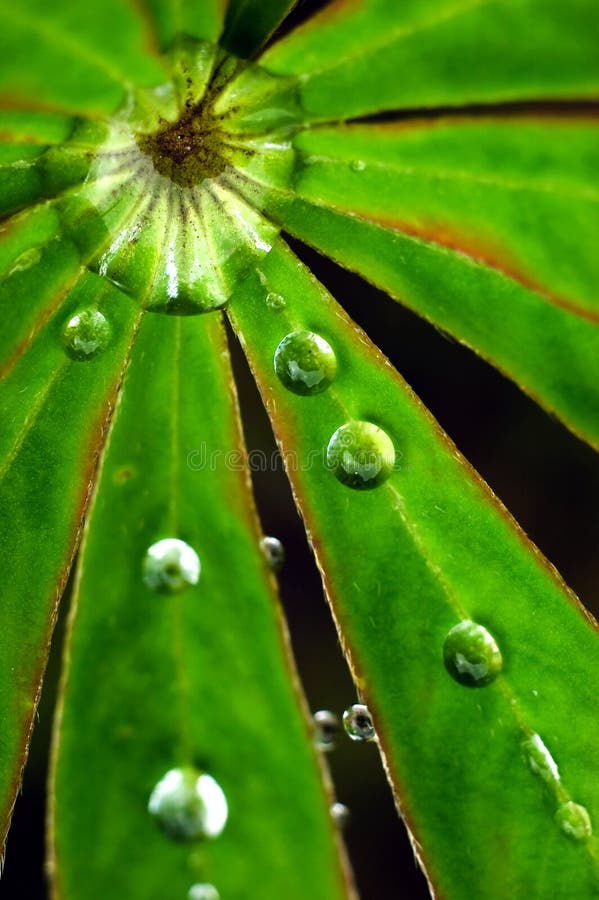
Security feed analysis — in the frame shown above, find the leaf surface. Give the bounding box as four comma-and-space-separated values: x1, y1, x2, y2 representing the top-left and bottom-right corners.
50, 310, 354, 900
228, 239, 599, 900
240, 117, 599, 450
260, 0, 599, 119
0, 270, 141, 848
222, 0, 298, 58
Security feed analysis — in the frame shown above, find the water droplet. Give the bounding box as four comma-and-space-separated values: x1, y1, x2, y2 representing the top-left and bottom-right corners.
313, 710, 339, 752
343, 703, 376, 742
265, 291, 286, 310
350, 159, 366, 172
8, 246, 42, 276
148, 767, 228, 841
62, 309, 111, 361
260, 536, 285, 572
143, 538, 200, 594
443, 620, 502, 687
188, 884, 220, 900
274, 330, 337, 396
522, 734, 560, 786
327, 421, 395, 490
555, 801, 592, 842
330, 802, 350, 829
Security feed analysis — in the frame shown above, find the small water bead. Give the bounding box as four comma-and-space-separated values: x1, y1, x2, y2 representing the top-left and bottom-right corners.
313, 709, 339, 752
522, 734, 560, 786
555, 801, 593, 842
327, 422, 395, 490
265, 291, 286, 311
188, 884, 220, 900
330, 802, 350, 829
143, 538, 200, 594
148, 767, 228, 841
260, 536, 285, 572
443, 620, 502, 688
274, 331, 337, 396
62, 309, 111, 361
350, 159, 366, 172
343, 704, 376, 742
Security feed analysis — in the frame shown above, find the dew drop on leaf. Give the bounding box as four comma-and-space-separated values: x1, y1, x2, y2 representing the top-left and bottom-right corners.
443, 620, 503, 687
265, 291, 286, 311
555, 801, 593, 842
148, 767, 228, 841
521, 733, 560, 786
188, 883, 220, 900
260, 536, 285, 572
62, 309, 111, 361
313, 709, 339, 752
350, 160, 366, 172
343, 704, 376, 742
143, 538, 200, 594
326, 421, 395, 490
330, 802, 350, 829
274, 330, 337, 396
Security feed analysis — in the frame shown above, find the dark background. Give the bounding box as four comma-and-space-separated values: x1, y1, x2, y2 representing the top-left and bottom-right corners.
4, 1, 599, 897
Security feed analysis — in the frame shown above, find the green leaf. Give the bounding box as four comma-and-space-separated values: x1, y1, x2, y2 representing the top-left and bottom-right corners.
241, 116, 599, 450
260, 0, 599, 119
228, 239, 599, 899
0, 271, 140, 848
141, 0, 226, 50
50, 311, 354, 900
0, 0, 165, 116
222, 0, 298, 58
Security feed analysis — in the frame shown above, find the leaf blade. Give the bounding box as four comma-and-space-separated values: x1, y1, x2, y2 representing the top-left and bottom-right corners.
50, 310, 354, 900
228, 240, 599, 899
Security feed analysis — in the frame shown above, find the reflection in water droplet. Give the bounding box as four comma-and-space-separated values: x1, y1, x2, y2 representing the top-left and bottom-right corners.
330, 802, 350, 829
148, 767, 228, 841
274, 331, 337, 396
343, 704, 376, 742
327, 421, 395, 490
260, 536, 285, 572
443, 620, 502, 687
313, 710, 339, 752
143, 538, 200, 594
188, 884, 220, 900
62, 309, 111, 361
522, 734, 560, 786
265, 291, 286, 310
555, 801, 592, 842
350, 160, 366, 172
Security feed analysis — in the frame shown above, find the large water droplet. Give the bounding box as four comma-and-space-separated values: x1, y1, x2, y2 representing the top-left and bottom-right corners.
188, 884, 220, 900
260, 536, 285, 572
274, 330, 337, 396
521, 734, 560, 786
327, 421, 395, 490
343, 704, 376, 742
313, 710, 339, 752
62, 309, 111, 361
330, 802, 350, 829
148, 767, 228, 841
555, 801, 592, 842
443, 620, 502, 687
143, 538, 200, 594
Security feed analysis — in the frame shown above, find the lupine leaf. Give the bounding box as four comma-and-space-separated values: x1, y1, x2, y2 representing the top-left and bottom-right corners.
228, 239, 599, 900
222, 0, 299, 58
260, 0, 599, 119
0, 271, 141, 848
239, 117, 599, 449
50, 311, 353, 900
